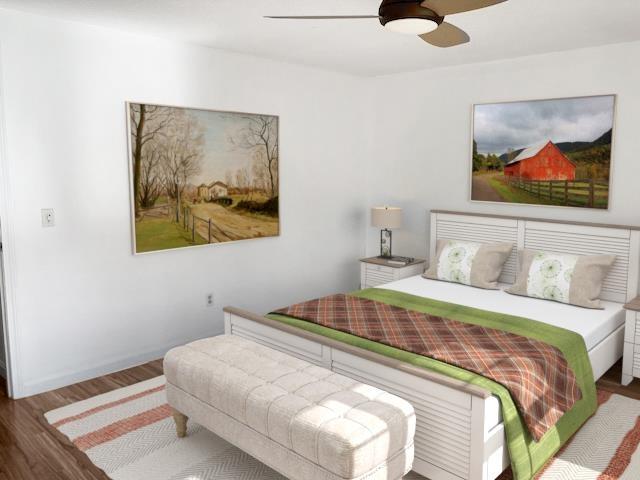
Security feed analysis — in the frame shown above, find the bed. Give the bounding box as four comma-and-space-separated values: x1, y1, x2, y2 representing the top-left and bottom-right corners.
380, 275, 625, 377
223, 210, 640, 480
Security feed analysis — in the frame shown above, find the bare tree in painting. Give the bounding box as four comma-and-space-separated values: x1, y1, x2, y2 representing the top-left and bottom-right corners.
229, 115, 279, 199
129, 104, 173, 216
138, 148, 163, 208
251, 151, 269, 193
225, 170, 235, 189
235, 167, 250, 198
159, 112, 204, 222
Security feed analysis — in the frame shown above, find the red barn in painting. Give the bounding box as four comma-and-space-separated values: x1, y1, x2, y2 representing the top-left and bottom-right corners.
504, 140, 576, 181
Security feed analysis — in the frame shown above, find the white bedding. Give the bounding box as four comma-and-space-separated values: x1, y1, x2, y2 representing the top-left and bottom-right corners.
378, 275, 625, 351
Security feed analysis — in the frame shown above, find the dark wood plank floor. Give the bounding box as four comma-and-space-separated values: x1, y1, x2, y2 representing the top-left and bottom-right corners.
0, 359, 638, 480
0, 360, 163, 480
595, 360, 640, 399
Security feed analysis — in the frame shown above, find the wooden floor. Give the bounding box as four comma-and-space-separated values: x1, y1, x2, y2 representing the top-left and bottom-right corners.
0, 360, 163, 480
0, 359, 638, 480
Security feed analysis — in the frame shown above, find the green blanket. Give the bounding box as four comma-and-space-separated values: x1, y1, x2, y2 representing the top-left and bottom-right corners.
267, 288, 597, 480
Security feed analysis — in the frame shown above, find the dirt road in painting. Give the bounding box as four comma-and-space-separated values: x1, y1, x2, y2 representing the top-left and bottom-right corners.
472, 174, 506, 202
190, 203, 279, 243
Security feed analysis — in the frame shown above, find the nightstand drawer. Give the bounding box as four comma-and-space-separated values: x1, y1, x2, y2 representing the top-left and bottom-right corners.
364, 265, 394, 287
624, 312, 637, 343
365, 263, 394, 275
633, 344, 640, 375
359, 257, 426, 290
630, 310, 640, 377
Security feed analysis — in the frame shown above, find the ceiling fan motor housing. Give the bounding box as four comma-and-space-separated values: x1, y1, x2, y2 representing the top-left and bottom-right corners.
378, 0, 444, 27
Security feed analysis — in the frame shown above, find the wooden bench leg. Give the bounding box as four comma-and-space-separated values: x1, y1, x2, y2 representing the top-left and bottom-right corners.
172, 408, 188, 438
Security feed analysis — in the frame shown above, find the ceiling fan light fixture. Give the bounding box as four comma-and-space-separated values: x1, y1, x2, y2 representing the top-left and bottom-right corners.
384, 17, 438, 35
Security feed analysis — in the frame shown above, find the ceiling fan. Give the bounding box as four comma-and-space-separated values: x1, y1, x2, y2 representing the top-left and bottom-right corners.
265, 0, 507, 48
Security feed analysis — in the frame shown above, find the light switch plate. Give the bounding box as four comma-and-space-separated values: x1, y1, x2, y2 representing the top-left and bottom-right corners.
41, 208, 55, 227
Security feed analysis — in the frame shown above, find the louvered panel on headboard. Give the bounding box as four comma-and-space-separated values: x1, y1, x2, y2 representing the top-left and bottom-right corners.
430, 211, 640, 304
431, 213, 519, 284
524, 222, 632, 303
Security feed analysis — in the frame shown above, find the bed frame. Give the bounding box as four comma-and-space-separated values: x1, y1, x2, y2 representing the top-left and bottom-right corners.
224, 210, 640, 480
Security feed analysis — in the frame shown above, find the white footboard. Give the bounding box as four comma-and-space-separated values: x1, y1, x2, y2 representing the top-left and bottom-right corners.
224, 307, 509, 480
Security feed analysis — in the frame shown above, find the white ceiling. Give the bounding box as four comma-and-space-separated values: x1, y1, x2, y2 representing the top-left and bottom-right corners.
2, 0, 640, 76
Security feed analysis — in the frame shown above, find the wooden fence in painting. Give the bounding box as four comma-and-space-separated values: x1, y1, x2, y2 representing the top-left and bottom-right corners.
181, 206, 236, 244
138, 203, 237, 244
505, 176, 609, 208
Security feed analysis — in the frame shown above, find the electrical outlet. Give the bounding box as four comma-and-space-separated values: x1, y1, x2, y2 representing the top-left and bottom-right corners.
41, 208, 55, 227
206, 293, 214, 307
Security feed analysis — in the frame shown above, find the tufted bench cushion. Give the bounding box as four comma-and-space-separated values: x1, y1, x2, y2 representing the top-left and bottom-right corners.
164, 335, 415, 480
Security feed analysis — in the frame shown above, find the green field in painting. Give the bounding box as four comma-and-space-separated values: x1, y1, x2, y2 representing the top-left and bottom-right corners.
135, 217, 207, 253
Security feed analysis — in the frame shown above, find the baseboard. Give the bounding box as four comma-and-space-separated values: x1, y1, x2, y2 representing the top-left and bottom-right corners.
14, 328, 223, 399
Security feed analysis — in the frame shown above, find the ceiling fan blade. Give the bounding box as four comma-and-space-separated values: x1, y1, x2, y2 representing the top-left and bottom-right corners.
421, 0, 507, 16
264, 15, 379, 20
419, 22, 470, 48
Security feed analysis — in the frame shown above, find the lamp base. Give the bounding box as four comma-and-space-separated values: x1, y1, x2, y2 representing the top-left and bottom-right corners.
380, 229, 392, 258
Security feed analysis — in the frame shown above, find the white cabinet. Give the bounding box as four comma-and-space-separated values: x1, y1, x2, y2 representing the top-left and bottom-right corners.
360, 257, 426, 289
622, 297, 640, 385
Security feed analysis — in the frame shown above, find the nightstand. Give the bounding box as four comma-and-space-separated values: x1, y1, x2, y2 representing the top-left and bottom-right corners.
360, 257, 426, 289
622, 296, 640, 385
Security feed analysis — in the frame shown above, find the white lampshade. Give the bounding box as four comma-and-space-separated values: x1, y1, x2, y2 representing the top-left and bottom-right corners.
371, 207, 402, 229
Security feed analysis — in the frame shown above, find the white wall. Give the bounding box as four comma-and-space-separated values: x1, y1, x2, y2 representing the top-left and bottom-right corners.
3, 8, 640, 398
0, 9, 369, 397
366, 42, 640, 259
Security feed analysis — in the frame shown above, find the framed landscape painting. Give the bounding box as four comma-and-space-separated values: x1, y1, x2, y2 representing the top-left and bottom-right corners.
127, 103, 279, 254
471, 95, 615, 209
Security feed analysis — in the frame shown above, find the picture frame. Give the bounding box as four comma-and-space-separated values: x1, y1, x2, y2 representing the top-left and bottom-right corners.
469, 94, 616, 210
126, 102, 280, 254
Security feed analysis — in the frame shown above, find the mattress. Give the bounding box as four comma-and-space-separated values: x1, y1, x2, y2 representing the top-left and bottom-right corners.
378, 275, 625, 351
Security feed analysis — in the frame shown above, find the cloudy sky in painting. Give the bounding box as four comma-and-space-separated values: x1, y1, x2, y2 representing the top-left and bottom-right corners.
188, 109, 273, 186
474, 95, 615, 155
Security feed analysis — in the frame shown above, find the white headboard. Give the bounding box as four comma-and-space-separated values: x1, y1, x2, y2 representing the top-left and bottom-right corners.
430, 210, 640, 304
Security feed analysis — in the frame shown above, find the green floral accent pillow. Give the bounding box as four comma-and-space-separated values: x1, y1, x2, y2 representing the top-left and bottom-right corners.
424, 239, 514, 289
507, 249, 616, 309
436, 241, 481, 286
526, 252, 578, 304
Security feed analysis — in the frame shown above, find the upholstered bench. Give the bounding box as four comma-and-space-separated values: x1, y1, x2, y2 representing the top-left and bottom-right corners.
164, 335, 416, 480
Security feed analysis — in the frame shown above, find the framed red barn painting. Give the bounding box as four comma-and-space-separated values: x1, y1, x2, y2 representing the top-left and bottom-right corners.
470, 95, 615, 209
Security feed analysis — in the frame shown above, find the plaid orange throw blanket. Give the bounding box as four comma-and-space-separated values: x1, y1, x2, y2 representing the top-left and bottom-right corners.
274, 293, 582, 441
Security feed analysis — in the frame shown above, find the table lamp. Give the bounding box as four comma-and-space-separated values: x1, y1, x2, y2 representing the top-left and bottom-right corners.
371, 207, 402, 258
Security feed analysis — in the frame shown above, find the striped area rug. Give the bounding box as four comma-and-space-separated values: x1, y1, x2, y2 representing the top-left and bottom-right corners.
536, 389, 640, 480
45, 377, 640, 480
